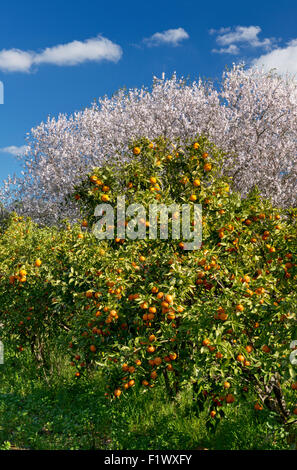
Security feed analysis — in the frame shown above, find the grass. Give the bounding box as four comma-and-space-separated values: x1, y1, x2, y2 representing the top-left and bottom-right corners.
0, 344, 295, 450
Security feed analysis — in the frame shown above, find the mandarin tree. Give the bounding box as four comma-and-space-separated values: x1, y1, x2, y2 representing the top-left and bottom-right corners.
60, 136, 296, 425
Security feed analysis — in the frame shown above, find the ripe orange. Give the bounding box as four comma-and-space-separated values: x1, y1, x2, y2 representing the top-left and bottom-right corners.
224, 381, 231, 389
35, 259, 42, 267
165, 294, 174, 304
133, 147, 141, 155
202, 339, 211, 346
225, 394, 235, 403
237, 354, 245, 362
154, 357, 162, 366
114, 389, 121, 397
90, 345, 96, 353
254, 402, 263, 411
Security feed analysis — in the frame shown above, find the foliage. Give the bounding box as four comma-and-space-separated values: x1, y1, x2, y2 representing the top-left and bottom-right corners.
0, 135, 296, 429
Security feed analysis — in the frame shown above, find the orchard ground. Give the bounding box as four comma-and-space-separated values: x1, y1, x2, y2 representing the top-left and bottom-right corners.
0, 343, 296, 450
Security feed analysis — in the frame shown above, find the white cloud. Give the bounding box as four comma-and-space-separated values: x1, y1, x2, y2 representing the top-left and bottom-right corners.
212, 44, 240, 55
0, 49, 33, 72
211, 25, 276, 55
252, 40, 297, 75
144, 28, 189, 47
0, 145, 29, 156
0, 35, 122, 73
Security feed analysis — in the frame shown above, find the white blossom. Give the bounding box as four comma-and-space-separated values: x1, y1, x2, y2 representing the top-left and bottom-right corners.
1, 63, 296, 224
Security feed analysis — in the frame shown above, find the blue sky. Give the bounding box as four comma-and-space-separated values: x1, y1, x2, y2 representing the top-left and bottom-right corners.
0, 0, 296, 182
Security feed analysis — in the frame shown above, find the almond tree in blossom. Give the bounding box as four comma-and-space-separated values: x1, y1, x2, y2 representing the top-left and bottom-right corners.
1, 63, 296, 224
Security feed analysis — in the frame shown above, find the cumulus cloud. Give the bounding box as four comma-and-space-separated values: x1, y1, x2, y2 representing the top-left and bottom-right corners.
0, 145, 30, 156
144, 28, 189, 47
252, 40, 297, 75
0, 35, 122, 73
210, 25, 276, 54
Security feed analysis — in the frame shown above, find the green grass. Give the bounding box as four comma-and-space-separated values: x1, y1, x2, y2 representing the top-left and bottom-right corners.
0, 345, 294, 450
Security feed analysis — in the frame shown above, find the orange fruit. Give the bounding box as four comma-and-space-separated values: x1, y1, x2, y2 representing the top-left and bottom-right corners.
165, 294, 174, 304
133, 147, 141, 155
202, 339, 211, 346
225, 394, 235, 403
254, 402, 263, 411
